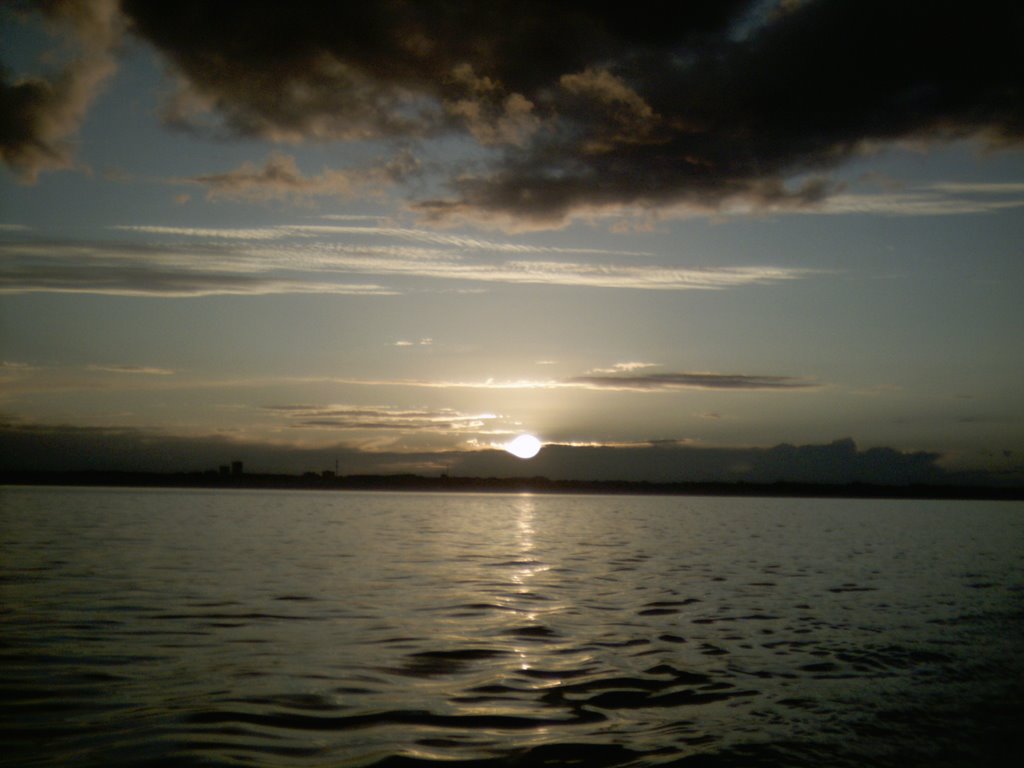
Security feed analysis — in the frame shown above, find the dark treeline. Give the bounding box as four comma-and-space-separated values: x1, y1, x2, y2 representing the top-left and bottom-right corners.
3, 470, 1023, 501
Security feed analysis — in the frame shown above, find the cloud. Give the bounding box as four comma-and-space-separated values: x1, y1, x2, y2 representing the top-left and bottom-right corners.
262, 404, 498, 434
394, 338, 432, 347
0, 0, 121, 181
0, 230, 810, 296
0, 424, 984, 486
454, 437, 954, 485
285, 224, 655, 258
446, 83, 541, 147
185, 150, 420, 203
299, 375, 562, 392
304, 368, 817, 393
927, 182, 1024, 195
566, 372, 816, 391
0, 239, 397, 297
111, 225, 289, 240
804, 183, 1024, 217
589, 361, 660, 374
110, 0, 1024, 226
114, 222, 658, 260
328, 258, 802, 291
87, 364, 175, 375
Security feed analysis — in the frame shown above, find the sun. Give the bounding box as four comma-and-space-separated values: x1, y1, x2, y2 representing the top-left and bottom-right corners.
504, 433, 542, 459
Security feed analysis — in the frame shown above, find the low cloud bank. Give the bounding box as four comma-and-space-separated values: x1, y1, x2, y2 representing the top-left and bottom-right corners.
0, 425, 996, 486
453, 438, 948, 486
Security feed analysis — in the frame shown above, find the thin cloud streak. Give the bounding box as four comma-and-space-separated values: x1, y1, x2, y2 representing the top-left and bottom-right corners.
86, 364, 175, 376
262, 404, 499, 433
647, 180, 1024, 220
589, 362, 660, 374
808, 187, 1024, 217
2, 360, 817, 398
111, 226, 290, 240
287, 225, 654, 257
313, 371, 818, 393
0, 236, 810, 296
0, 240, 396, 297
281, 244, 807, 291
567, 372, 817, 391
116, 223, 654, 258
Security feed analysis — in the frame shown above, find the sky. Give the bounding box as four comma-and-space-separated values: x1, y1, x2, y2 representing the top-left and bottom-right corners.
1, 0, 1022, 485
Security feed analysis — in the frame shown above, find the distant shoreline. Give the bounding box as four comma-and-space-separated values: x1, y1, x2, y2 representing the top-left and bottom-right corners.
3, 470, 1023, 501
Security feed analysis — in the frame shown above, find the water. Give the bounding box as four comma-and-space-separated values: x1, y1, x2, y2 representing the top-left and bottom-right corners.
2, 487, 1023, 767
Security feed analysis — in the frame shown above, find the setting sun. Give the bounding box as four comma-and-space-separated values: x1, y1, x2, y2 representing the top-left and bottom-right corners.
504, 434, 543, 459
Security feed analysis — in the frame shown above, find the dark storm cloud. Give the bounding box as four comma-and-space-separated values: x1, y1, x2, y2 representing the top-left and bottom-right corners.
111, 0, 1024, 224
567, 372, 815, 391
0, 0, 120, 181
119, 0, 752, 140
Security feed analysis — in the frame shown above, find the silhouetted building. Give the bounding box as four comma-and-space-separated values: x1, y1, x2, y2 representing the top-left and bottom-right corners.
219, 465, 230, 476
231, 461, 243, 475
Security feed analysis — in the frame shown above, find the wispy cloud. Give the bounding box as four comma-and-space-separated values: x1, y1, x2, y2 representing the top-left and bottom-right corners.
262, 404, 500, 434
0, 241, 397, 297
320, 214, 391, 223
808, 184, 1024, 217
639, 180, 1024, 221
182, 150, 419, 203
310, 370, 817, 393
287, 251, 805, 291
926, 182, 1024, 195
1, 228, 810, 296
588, 361, 660, 374
394, 338, 432, 347
112, 225, 289, 240
86, 364, 175, 376
118, 223, 655, 258
566, 372, 817, 391
309, 376, 562, 391
286, 224, 655, 257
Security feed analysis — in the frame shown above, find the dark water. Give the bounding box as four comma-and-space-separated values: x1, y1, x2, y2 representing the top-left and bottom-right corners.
2, 487, 1023, 767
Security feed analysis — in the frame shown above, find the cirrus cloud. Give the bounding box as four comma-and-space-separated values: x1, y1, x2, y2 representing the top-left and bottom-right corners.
0, 227, 811, 296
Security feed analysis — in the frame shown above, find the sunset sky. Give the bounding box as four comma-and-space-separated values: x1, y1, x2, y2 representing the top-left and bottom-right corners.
2, 1, 1022, 484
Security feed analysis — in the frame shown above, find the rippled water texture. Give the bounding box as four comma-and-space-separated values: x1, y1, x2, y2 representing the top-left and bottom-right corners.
2, 487, 1023, 767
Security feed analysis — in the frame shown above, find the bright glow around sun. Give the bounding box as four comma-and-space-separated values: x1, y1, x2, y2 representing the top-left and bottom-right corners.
505, 433, 542, 459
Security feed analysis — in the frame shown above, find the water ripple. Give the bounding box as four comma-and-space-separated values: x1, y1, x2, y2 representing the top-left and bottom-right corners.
1, 488, 1022, 767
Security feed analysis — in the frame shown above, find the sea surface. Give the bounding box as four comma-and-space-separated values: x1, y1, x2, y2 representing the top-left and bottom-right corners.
2, 487, 1023, 767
